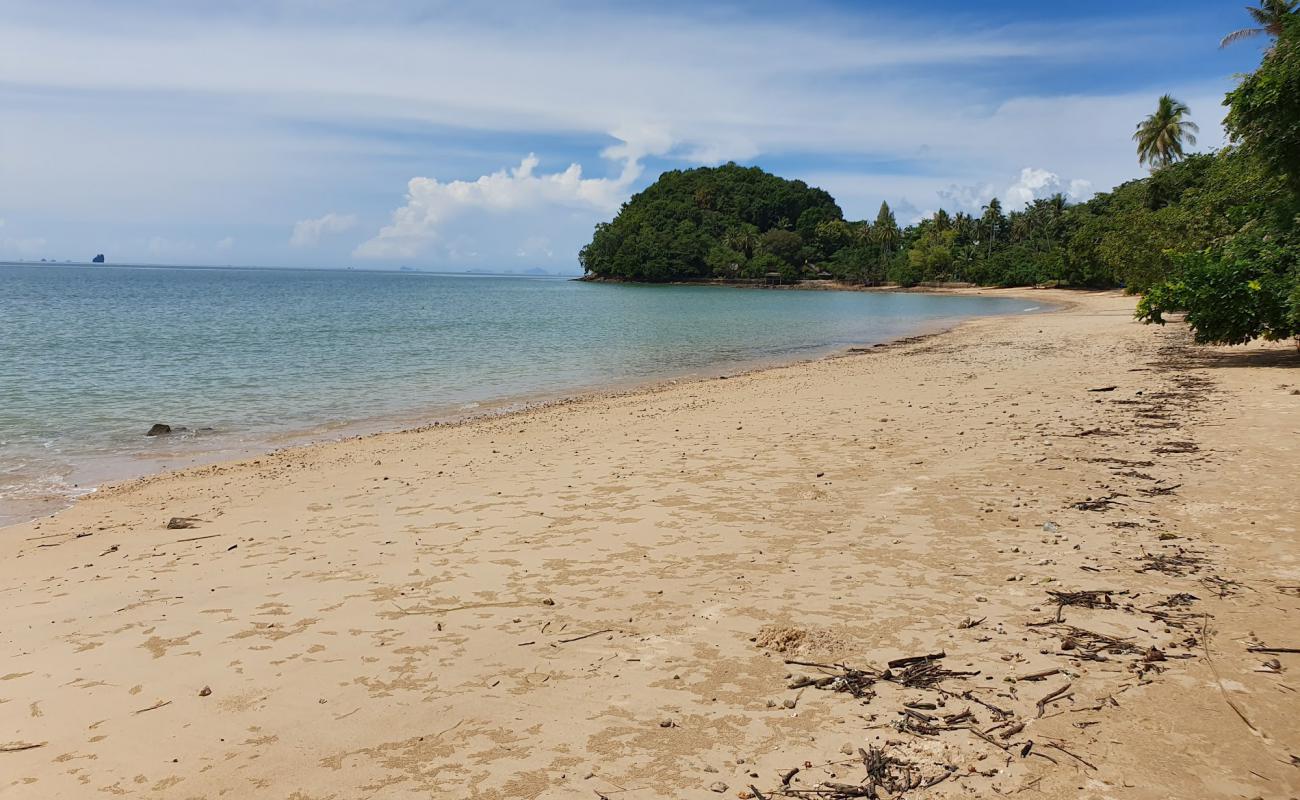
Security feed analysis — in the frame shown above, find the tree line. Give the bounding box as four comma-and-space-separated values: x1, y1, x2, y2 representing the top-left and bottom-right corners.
581, 1, 1299, 346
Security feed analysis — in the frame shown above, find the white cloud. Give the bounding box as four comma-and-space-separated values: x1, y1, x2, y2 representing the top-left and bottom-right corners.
1004, 167, 1095, 208
355, 133, 665, 260
291, 212, 358, 247
937, 181, 996, 213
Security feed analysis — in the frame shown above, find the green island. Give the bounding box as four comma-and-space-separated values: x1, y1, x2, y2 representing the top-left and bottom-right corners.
581, 8, 1300, 347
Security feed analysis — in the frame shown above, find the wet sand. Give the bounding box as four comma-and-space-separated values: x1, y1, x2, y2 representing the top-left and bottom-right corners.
2, 288, 1298, 799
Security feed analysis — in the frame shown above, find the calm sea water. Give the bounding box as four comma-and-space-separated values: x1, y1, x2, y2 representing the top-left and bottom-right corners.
0, 263, 1041, 524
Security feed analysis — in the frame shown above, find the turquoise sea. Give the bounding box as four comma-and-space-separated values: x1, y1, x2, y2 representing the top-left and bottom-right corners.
0, 263, 1042, 524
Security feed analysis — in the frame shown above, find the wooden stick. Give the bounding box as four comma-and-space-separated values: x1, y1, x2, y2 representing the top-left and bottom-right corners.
1036, 683, 1072, 718
557, 629, 613, 644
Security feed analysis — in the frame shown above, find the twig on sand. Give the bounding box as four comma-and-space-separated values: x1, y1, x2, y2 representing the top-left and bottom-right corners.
1036, 683, 1072, 718
133, 700, 172, 715
0, 742, 47, 753
558, 629, 614, 644
1201, 615, 1262, 737
1042, 740, 1097, 770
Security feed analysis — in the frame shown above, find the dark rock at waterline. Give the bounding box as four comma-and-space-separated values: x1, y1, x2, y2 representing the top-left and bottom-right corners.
146, 423, 172, 437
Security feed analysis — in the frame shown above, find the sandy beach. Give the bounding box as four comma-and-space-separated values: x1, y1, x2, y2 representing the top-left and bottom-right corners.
2, 288, 1298, 800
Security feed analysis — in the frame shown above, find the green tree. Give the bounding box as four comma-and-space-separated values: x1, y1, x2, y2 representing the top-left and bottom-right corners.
759, 228, 805, 266
979, 198, 1006, 258
1133, 95, 1200, 169
1224, 13, 1300, 190
870, 202, 901, 283
1220, 0, 1298, 48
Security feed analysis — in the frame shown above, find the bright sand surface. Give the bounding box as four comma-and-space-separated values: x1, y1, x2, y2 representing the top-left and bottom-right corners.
2, 289, 1298, 799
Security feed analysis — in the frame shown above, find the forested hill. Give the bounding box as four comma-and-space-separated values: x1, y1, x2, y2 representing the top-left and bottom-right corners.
578, 164, 844, 282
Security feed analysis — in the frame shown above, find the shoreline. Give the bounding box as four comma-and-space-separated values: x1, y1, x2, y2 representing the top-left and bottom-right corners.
4, 288, 1295, 799
1, 285, 1063, 531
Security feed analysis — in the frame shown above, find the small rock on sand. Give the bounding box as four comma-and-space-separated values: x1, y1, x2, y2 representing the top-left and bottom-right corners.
709, 782, 728, 793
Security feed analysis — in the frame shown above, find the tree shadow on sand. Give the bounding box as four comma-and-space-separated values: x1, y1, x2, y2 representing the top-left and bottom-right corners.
1182, 346, 1300, 370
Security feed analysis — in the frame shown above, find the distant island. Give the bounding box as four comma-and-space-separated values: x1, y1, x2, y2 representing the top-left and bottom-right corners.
92, 254, 105, 263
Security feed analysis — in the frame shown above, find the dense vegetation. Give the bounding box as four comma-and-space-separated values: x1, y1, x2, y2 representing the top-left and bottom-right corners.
581, 3, 1300, 346
578, 165, 844, 282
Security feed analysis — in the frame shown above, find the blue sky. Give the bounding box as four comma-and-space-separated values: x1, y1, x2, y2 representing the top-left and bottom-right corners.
0, 0, 1271, 272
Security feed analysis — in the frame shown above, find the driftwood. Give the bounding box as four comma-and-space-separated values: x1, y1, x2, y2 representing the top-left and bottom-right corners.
1046, 590, 1120, 621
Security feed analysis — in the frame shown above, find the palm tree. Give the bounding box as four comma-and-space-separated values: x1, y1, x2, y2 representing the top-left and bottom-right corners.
980, 198, 1006, 257
1220, 0, 1297, 48
1133, 95, 1199, 169
870, 201, 900, 283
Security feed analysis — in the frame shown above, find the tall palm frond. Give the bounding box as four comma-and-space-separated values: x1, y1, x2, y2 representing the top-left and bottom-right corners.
1220, 0, 1298, 48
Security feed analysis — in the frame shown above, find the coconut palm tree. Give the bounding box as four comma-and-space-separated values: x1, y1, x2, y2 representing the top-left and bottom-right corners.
1133, 95, 1199, 169
1220, 0, 1297, 48
869, 202, 900, 283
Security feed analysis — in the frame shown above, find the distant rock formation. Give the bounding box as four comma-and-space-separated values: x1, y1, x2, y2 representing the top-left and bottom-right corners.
92, 254, 105, 263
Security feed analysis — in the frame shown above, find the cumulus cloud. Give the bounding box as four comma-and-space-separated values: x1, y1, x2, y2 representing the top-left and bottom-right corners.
937, 181, 996, 213
355, 132, 668, 260
1004, 167, 1095, 208
291, 212, 358, 247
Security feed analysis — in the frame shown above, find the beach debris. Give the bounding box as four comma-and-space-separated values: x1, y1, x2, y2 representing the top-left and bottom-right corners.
166, 517, 202, 530
1035, 683, 1072, 718
1199, 575, 1242, 598
133, 699, 172, 715
1045, 589, 1120, 621
1136, 547, 1206, 576
0, 741, 48, 753
1139, 483, 1183, 496
557, 629, 612, 644
708, 781, 728, 793
1087, 386, 1118, 392
198, 686, 212, 697
1014, 668, 1061, 682
1042, 521, 1060, 533
1071, 492, 1127, 511
146, 423, 172, 436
